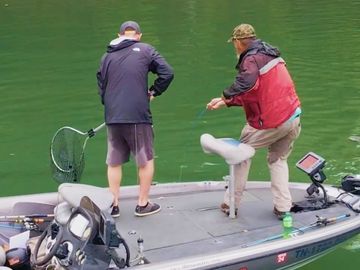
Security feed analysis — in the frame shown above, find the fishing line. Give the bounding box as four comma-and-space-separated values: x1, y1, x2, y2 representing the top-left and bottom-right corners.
0, 214, 55, 220
178, 108, 207, 181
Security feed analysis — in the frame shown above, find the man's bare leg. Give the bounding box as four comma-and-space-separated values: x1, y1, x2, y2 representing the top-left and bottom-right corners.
137, 159, 154, 206
108, 165, 122, 207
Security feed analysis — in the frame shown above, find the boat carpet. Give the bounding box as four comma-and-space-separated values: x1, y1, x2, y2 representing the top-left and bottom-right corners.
114, 186, 352, 263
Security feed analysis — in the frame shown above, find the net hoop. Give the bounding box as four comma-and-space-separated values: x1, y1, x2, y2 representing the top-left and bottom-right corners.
50, 126, 86, 172
50, 126, 88, 183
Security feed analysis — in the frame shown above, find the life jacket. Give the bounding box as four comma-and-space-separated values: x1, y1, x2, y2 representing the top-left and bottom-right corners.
229, 57, 300, 129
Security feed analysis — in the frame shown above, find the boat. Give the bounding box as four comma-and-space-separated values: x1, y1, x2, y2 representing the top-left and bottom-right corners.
0, 133, 360, 270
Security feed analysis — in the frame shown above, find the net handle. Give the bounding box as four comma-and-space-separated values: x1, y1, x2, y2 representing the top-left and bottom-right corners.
52, 122, 106, 138
87, 122, 106, 138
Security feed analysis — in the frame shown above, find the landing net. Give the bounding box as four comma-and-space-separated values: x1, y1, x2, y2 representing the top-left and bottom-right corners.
50, 127, 85, 183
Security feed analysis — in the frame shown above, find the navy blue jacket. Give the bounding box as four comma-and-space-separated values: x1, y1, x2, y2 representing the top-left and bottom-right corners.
97, 38, 174, 124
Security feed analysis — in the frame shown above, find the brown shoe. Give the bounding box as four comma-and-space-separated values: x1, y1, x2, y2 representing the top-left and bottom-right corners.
273, 207, 286, 220
220, 203, 238, 216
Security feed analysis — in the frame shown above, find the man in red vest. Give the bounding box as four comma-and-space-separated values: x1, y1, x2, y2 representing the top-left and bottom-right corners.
206, 24, 301, 219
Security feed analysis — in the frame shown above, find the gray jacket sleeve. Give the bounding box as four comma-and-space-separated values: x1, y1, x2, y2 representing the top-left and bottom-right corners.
148, 48, 174, 96
96, 53, 108, 104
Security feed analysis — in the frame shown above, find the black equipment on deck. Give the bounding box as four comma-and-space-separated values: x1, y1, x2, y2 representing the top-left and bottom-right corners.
296, 152, 329, 208
341, 174, 360, 195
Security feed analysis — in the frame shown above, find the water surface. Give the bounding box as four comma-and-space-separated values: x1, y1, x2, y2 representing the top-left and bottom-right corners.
1, 0, 359, 268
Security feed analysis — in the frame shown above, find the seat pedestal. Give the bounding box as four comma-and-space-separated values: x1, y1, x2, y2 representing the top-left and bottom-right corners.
200, 133, 255, 218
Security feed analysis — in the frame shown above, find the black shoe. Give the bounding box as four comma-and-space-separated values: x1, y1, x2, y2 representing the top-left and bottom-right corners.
111, 205, 120, 218
134, 202, 161, 217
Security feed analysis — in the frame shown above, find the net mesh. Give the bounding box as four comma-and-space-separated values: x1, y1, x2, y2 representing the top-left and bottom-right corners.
50, 127, 86, 183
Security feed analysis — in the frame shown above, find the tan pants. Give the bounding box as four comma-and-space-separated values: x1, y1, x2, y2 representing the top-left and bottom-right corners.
224, 117, 301, 212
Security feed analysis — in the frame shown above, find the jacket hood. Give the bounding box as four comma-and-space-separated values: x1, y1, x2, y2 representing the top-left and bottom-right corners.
236, 39, 280, 69
107, 37, 138, 53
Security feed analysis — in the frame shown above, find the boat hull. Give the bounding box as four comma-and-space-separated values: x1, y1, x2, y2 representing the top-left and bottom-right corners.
0, 181, 359, 270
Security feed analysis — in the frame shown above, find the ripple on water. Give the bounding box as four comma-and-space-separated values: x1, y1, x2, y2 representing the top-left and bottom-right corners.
343, 234, 360, 252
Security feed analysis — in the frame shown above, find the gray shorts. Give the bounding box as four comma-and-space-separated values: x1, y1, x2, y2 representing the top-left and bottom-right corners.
106, 124, 154, 166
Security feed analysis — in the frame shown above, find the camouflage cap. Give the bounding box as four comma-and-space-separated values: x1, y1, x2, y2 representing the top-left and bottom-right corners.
227, 24, 256, 42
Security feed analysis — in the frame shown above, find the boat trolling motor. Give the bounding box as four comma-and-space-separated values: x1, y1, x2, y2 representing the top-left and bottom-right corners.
296, 152, 330, 208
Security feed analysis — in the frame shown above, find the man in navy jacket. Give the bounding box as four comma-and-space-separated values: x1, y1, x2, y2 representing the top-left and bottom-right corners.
97, 21, 174, 217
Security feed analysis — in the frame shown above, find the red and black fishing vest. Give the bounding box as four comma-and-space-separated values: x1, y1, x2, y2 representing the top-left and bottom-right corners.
226, 57, 300, 129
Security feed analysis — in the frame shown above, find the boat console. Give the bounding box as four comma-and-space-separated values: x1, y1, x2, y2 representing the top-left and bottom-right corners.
31, 196, 129, 270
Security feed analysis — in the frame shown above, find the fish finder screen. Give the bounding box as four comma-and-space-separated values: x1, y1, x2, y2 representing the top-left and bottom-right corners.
296, 152, 325, 175
298, 154, 318, 170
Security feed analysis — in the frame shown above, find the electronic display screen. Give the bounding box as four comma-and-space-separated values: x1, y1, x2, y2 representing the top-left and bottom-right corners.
298, 154, 319, 170
296, 152, 325, 175
69, 213, 90, 239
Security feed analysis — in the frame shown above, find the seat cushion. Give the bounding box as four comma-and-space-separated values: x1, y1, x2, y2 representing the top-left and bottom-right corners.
200, 133, 255, 165
58, 183, 113, 212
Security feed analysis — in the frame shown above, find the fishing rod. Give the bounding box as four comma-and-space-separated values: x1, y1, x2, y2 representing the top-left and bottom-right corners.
0, 224, 24, 230
245, 213, 351, 247
0, 214, 54, 221
0, 214, 55, 231
0, 220, 41, 231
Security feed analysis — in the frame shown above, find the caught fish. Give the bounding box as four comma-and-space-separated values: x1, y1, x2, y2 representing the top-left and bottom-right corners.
349, 135, 360, 143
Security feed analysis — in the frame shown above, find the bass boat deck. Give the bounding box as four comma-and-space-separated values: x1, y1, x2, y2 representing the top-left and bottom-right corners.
0, 180, 360, 270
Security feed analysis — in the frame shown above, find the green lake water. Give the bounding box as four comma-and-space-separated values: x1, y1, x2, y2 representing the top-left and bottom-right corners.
1, 0, 360, 268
